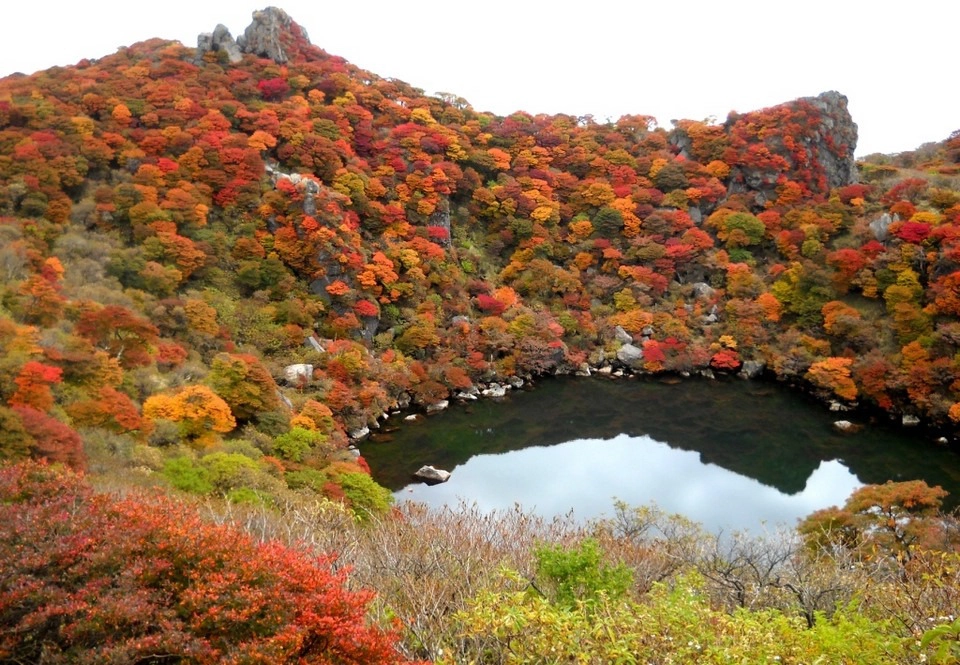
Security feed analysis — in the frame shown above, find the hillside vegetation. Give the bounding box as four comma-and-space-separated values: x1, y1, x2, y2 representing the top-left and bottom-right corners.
1, 7, 960, 662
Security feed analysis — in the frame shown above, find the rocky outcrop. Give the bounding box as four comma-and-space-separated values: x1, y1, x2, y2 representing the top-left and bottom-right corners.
196, 24, 243, 64
672, 91, 859, 206
238, 7, 310, 65
197, 7, 313, 65
802, 91, 859, 189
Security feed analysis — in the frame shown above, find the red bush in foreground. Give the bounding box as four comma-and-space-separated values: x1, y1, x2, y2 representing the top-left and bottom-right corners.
0, 461, 417, 664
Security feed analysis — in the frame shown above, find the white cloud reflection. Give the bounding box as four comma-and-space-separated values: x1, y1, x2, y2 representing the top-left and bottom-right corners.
394, 434, 862, 534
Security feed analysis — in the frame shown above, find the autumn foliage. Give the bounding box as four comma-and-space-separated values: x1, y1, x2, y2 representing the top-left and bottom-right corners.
0, 5, 957, 573
0, 461, 415, 664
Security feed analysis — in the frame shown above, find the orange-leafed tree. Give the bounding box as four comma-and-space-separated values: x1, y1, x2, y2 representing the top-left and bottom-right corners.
142, 385, 236, 447
65, 386, 142, 433
9, 361, 62, 412
805, 356, 857, 401
799, 480, 952, 563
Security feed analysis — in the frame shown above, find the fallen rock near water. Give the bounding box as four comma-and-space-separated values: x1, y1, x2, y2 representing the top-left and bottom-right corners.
833, 420, 862, 433
414, 465, 451, 485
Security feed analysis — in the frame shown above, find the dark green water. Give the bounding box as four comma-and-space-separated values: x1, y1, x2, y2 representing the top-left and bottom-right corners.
361, 376, 960, 533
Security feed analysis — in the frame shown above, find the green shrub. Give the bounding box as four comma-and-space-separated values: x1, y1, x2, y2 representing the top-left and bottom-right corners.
285, 467, 329, 492
337, 471, 393, 521
273, 427, 326, 462
162, 456, 213, 494
533, 537, 632, 608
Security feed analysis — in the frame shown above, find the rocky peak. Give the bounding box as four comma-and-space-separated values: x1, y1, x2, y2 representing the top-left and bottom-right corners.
197, 7, 313, 65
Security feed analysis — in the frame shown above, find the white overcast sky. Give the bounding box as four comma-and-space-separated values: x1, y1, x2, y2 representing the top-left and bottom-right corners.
1, 1, 957, 157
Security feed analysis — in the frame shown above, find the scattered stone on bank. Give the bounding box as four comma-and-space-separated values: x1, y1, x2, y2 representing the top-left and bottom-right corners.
739, 360, 765, 380
455, 387, 479, 400
404, 414, 418, 422
700, 369, 716, 380
414, 465, 451, 484
349, 426, 370, 441
426, 400, 449, 414
508, 376, 525, 389
597, 366, 613, 375
616, 343, 644, 369
576, 362, 592, 377
482, 383, 507, 398
833, 420, 860, 433
902, 414, 921, 427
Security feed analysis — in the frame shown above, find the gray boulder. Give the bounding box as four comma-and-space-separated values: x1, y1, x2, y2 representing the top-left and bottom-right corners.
349, 426, 370, 440
738, 360, 765, 379
869, 213, 893, 242
691, 282, 716, 300
414, 465, 451, 485
283, 363, 313, 385
616, 343, 644, 369
196, 24, 243, 64
425, 400, 449, 414
482, 383, 507, 398
833, 420, 860, 433
613, 326, 633, 344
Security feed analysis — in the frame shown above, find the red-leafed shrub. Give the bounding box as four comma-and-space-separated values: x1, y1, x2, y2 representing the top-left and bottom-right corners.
892, 221, 931, 244
710, 348, 741, 371
257, 77, 290, 101
426, 225, 449, 241
355, 299, 380, 318
0, 462, 417, 665
475, 293, 506, 315
10, 406, 85, 470
837, 183, 873, 204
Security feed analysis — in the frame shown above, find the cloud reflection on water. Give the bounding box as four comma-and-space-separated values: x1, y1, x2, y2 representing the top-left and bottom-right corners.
394, 434, 862, 534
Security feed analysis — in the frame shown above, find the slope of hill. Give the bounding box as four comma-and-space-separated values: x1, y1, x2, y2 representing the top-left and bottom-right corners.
0, 7, 958, 511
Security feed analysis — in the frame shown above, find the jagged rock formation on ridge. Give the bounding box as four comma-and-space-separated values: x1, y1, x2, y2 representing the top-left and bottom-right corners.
726, 91, 859, 202
197, 6, 312, 65
671, 91, 858, 206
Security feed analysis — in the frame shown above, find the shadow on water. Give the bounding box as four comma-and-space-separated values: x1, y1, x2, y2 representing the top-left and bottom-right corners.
361, 376, 960, 531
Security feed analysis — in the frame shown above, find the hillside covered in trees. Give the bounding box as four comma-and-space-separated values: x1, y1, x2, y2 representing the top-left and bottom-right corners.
2, 6, 960, 661
2, 6, 958, 492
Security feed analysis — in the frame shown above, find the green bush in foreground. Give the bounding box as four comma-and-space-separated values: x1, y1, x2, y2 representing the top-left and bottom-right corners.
444, 571, 907, 664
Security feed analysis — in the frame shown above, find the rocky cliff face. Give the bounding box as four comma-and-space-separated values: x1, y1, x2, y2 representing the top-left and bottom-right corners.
725, 91, 859, 203
197, 7, 313, 65
670, 91, 858, 207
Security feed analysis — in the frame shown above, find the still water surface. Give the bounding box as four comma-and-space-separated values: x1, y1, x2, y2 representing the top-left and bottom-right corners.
361, 377, 960, 533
